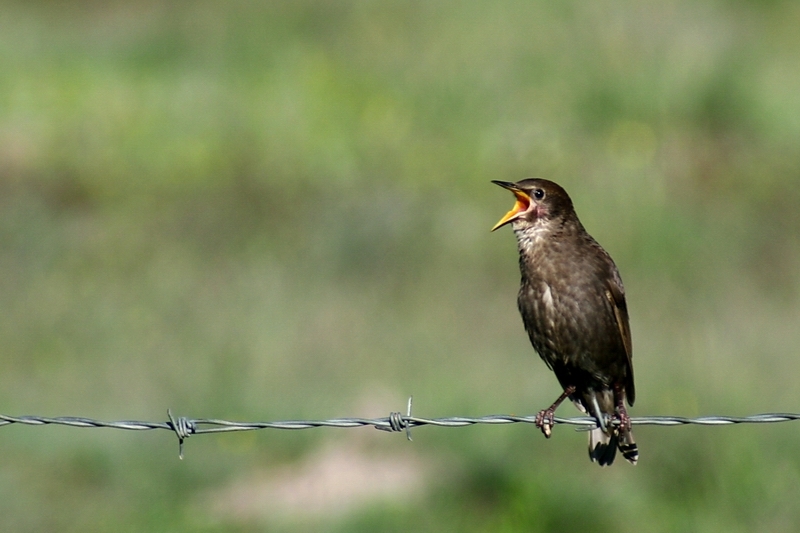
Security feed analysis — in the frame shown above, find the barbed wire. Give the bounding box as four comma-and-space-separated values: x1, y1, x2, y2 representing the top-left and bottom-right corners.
2, 398, 799, 458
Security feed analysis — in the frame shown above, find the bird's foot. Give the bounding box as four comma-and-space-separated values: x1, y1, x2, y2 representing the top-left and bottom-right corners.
535, 408, 556, 438
613, 383, 632, 433
614, 407, 632, 433
534, 385, 576, 439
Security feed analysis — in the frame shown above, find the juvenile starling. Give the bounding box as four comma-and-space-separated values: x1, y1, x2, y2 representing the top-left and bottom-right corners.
492, 178, 637, 466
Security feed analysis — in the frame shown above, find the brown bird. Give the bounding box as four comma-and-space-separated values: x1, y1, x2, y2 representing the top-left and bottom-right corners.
492, 178, 637, 466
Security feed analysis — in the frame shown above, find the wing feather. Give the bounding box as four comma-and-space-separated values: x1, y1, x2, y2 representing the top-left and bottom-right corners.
605, 273, 635, 405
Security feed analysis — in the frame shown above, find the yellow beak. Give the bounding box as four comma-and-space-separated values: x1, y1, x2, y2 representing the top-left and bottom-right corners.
491, 181, 532, 231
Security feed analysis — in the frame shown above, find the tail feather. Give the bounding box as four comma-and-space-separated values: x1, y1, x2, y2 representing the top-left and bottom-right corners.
588, 428, 617, 466
618, 428, 638, 465
588, 427, 638, 466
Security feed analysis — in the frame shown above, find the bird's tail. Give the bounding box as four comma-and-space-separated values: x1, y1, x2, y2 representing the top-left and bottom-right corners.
617, 426, 638, 465
589, 428, 618, 466
585, 392, 638, 466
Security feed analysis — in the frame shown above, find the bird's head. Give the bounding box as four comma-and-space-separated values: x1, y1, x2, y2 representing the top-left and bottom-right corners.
490, 178, 576, 232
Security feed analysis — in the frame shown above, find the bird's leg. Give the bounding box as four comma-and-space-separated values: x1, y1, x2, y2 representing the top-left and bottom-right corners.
535, 385, 576, 438
613, 383, 632, 433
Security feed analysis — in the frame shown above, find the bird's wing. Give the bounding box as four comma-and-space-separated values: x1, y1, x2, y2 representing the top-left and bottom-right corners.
605, 273, 635, 405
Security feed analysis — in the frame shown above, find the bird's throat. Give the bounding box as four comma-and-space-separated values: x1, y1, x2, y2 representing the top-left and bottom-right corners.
513, 219, 552, 254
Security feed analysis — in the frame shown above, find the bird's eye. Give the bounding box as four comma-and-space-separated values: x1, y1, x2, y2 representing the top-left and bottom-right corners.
533, 189, 545, 200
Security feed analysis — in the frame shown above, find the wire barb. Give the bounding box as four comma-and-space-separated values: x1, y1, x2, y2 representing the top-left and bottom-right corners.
377, 396, 413, 440
167, 409, 195, 459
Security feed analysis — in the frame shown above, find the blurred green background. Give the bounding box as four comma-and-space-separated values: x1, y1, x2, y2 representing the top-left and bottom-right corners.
1, 0, 800, 531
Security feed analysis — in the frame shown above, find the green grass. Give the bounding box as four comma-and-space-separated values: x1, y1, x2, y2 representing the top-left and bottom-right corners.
1, 1, 800, 531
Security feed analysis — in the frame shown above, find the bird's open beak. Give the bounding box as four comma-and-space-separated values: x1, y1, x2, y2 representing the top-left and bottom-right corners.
491, 181, 532, 231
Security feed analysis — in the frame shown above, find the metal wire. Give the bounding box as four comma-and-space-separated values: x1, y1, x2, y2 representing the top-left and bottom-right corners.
2, 401, 799, 458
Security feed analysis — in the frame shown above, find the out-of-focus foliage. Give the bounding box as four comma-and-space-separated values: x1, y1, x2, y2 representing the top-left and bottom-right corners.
1, 1, 800, 531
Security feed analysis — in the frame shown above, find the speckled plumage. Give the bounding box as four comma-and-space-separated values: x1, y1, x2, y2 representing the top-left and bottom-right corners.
492, 178, 638, 466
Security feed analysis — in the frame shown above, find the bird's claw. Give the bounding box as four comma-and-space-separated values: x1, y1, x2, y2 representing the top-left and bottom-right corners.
615, 410, 632, 433
535, 408, 555, 438
612, 383, 632, 433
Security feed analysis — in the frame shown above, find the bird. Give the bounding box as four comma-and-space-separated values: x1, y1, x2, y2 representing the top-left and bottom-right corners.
491, 178, 637, 466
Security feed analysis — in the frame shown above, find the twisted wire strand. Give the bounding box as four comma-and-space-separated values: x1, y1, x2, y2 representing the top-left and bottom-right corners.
4, 412, 800, 432
2, 408, 799, 457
